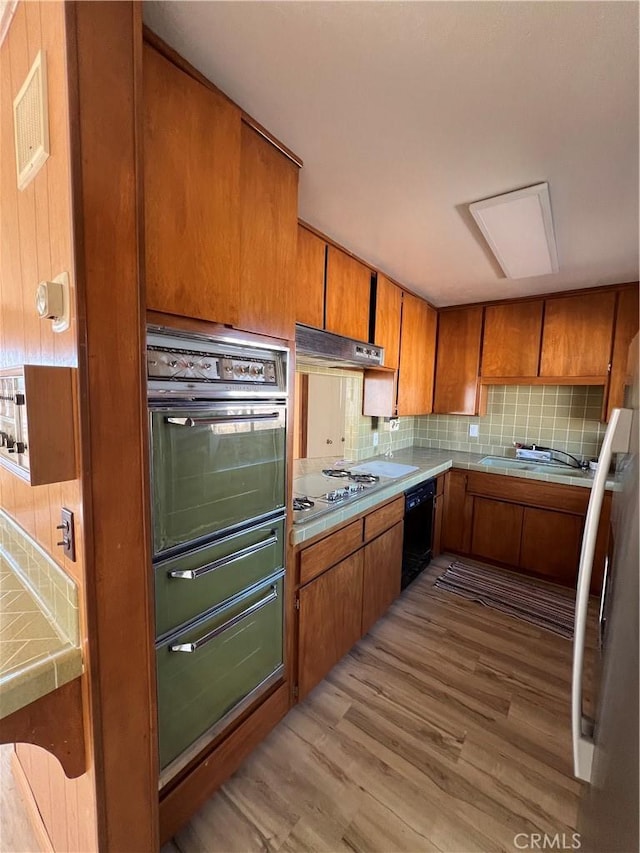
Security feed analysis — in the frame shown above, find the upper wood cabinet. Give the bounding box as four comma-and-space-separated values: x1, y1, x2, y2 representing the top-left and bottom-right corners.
373, 274, 402, 369
237, 124, 299, 340
606, 285, 639, 419
325, 246, 372, 342
143, 45, 241, 325
433, 306, 483, 414
397, 293, 437, 416
481, 301, 543, 378
540, 291, 616, 378
295, 226, 326, 329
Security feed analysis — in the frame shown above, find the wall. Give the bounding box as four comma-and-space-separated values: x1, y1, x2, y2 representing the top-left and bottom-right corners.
295, 363, 415, 462
415, 385, 606, 460
0, 3, 97, 850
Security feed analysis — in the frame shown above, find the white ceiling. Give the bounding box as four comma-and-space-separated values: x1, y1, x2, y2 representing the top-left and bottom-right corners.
143, 1, 639, 307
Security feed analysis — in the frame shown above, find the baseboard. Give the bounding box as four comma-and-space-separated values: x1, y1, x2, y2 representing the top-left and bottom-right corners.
10, 752, 54, 853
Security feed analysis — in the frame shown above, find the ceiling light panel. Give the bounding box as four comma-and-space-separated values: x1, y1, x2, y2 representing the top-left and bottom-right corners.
469, 182, 559, 279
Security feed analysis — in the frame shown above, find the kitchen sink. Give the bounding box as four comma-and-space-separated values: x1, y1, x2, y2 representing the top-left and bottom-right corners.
478, 456, 589, 478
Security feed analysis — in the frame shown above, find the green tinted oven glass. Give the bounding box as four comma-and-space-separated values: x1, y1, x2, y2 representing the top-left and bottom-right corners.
151, 404, 286, 554
156, 573, 284, 770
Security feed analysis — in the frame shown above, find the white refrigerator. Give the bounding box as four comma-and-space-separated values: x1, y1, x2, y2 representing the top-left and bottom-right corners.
573, 337, 638, 852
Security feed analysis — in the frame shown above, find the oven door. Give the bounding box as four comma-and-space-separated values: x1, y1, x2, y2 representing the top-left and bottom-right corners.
150, 401, 286, 557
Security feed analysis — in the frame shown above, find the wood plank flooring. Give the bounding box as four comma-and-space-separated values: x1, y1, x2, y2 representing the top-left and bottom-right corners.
163, 554, 589, 853
0, 554, 590, 852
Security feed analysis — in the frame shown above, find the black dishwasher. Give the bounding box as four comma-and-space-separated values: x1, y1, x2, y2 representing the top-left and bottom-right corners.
402, 479, 436, 589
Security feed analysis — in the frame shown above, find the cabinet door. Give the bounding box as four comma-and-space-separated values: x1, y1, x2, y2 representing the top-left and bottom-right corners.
143, 45, 241, 325
481, 301, 543, 378
374, 274, 402, 369
362, 522, 403, 635
606, 286, 639, 419
397, 293, 437, 415
471, 498, 523, 567
540, 292, 616, 377
325, 246, 371, 342
238, 124, 299, 339
433, 306, 483, 414
298, 550, 364, 700
296, 226, 326, 329
520, 507, 583, 585
441, 470, 472, 554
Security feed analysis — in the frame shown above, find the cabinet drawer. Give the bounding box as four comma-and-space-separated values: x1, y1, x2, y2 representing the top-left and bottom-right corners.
299, 519, 363, 585
155, 518, 284, 638
364, 497, 404, 542
156, 573, 284, 770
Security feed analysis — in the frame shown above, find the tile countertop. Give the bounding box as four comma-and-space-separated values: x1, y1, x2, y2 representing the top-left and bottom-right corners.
290, 446, 619, 546
0, 512, 83, 720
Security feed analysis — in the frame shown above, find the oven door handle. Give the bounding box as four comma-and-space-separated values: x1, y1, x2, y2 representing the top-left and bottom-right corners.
169, 584, 279, 653
168, 532, 279, 580
165, 412, 281, 427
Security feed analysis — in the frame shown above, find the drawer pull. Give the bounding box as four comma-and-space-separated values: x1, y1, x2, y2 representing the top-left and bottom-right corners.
169, 585, 279, 653
168, 532, 278, 580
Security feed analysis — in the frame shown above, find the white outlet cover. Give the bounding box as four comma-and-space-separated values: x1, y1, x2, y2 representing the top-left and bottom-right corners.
469, 424, 480, 437
372, 431, 379, 447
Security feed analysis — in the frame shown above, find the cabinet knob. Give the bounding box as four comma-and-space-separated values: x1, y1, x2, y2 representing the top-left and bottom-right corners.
326, 439, 333, 445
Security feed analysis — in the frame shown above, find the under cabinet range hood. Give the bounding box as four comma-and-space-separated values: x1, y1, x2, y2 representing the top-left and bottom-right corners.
295, 324, 384, 369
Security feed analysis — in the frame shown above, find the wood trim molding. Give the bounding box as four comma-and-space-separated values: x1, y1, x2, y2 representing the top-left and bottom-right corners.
67, 3, 158, 850
479, 375, 608, 386
142, 26, 302, 168
10, 751, 55, 853
0, 678, 86, 779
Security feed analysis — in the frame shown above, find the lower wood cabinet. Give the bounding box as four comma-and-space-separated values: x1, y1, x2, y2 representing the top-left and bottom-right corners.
520, 506, 583, 584
471, 497, 523, 567
441, 469, 610, 592
295, 496, 405, 699
298, 550, 364, 700
362, 521, 403, 636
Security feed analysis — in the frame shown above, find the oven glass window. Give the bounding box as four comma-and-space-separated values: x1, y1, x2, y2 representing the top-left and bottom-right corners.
151, 406, 286, 555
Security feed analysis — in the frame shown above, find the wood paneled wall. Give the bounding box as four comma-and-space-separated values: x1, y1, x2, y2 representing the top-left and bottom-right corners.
0, 3, 97, 851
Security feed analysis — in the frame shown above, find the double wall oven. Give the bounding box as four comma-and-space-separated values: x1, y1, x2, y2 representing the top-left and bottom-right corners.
147, 327, 288, 785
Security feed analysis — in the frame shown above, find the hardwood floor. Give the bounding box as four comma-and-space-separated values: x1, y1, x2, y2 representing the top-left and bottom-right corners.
0, 554, 589, 852
0, 745, 41, 853
163, 554, 588, 853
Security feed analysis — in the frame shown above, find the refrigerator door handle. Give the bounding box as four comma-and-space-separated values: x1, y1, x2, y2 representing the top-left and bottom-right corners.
571, 407, 632, 782
597, 553, 610, 652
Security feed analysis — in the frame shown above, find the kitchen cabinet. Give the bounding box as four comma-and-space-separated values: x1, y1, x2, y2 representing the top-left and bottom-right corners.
481, 301, 543, 378
143, 44, 241, 325
433, 306, 483, 414
606, 284, 639, 419
471, 498, 524, 567
296, 225, 326, 329
295, 496, 405, 698
539, 291, 616, 378
325, 245, 372, 342
441, 469, 611, 591
238, 124, 299, 339
441, 469, 472, 554
373, 274, 402, 369
520, 507, 583, 584
297, 550, 364, 700
361, 521, 403, 635
397, 292, 438, 415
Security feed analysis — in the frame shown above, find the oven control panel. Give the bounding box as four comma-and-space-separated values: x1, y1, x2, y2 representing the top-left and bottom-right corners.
147, 329, 287, 398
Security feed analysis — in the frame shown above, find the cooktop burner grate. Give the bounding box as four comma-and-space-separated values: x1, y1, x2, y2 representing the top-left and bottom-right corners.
349, 473, 380, 484
321, 468, 351, 478
293, 496, 315, 512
